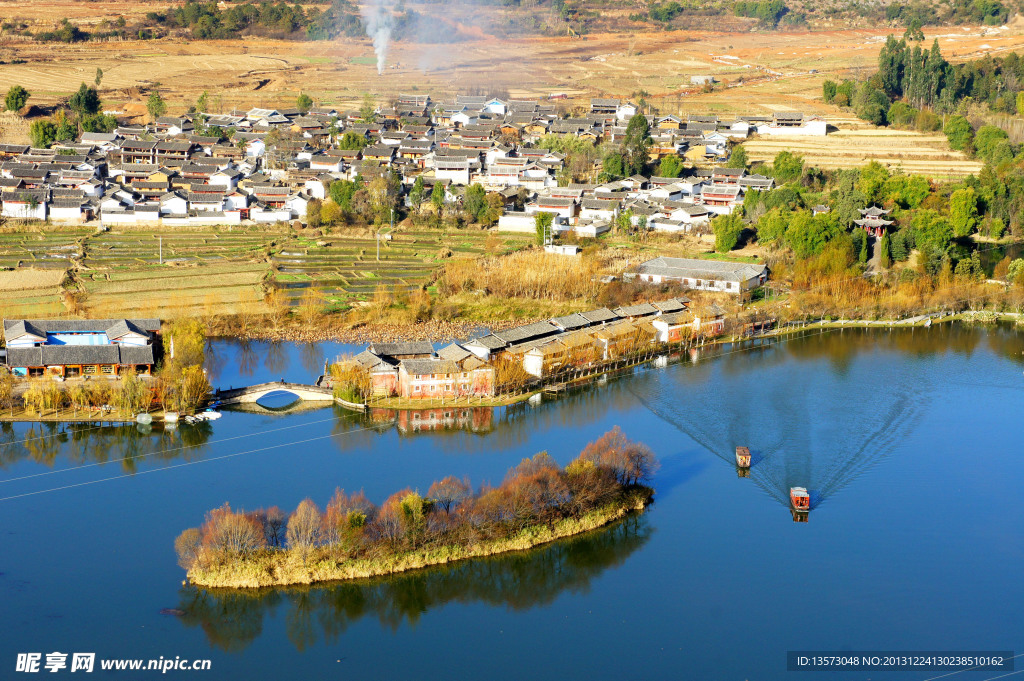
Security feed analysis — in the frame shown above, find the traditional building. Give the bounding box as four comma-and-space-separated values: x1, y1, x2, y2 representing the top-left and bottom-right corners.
630, 256, 768, 294
3, 319, 160, 378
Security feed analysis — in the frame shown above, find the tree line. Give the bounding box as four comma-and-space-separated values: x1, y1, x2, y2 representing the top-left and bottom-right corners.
175, 427, 657, 579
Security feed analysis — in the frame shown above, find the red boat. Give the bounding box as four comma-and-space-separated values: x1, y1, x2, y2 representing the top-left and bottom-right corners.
790, 487, 810, 510
735, 446, 751, 468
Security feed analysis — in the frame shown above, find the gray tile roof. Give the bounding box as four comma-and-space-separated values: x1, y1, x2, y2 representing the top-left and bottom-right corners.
368, 341, 434, 358
5, 343, 154, 367
634, 256, 767, 283
579, 307, 619, 324
400, 358, 460, 376
550, 313, 591, 331
493, 321, 559, 344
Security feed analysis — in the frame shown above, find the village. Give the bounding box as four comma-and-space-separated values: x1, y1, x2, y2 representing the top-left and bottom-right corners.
0, 93, 826, 233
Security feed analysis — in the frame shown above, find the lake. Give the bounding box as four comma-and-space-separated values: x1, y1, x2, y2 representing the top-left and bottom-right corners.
1, 325, 1022, 680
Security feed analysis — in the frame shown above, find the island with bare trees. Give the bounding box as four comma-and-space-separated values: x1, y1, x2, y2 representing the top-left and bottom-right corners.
176, 428, 657, 588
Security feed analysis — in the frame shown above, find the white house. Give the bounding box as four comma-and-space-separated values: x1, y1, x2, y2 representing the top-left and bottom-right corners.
630, 256, 768, 294
159, 192, 188, 216
497, 211, 535, 233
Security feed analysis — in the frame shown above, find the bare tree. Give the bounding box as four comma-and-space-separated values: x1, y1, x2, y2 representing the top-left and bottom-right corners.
427, 476, 471, 514
286, 498, 324, 552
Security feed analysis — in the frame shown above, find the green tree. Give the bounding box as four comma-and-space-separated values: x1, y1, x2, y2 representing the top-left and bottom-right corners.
712, 212, 744, 253
4, 85, 30, 113
726, 145, 748, 169
337, 131, 367, 150
430, 181, 445, 214
948, 187, 978, 238
1007, 258, 1024, 285
535, 211, 555, 245
359, 94, 376, 122
770, 150, 803, 183
69, 83, 100, 116
329, 179, 358, 213
621, 114, 651, 176
785, 210, 841, 258
657, 154, 684, 178
29, 119, 57, 148
943, 115, 973, 151
912, 209, 953, 252
94, 67, 103, 87
822, 79, 837, 103
409, 176, 425, 209
857, 160, 890, 205
463, 184, 487, 222
602, 152, 625, 180
196, 90, 210, 113
903, 18, 924, 41
755, 208, 788, 248
879, 231, 892, 268
146, 92, 167, 121
973, 125, 1009, 162
296, 92, 313, 113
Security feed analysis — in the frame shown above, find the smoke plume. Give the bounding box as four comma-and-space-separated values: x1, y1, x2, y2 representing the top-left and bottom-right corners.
362, 0, 396, 75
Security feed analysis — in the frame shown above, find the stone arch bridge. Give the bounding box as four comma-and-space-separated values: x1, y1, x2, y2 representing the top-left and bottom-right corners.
214, 381, 335, 405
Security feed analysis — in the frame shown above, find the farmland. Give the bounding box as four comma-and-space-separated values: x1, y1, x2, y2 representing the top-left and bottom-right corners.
744, 116, 985, 178
0, 224, 530, 324
2, 5, 1024, 128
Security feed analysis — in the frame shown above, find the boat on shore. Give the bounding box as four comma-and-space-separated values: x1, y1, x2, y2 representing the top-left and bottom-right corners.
183, 410, 221, 424
735, 446, 751, 468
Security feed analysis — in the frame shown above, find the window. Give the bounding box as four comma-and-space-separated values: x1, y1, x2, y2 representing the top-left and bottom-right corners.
83, 365, 97, 376
430, 385, 436, 392
414, 385, 421, 392
100, 365, 114, 375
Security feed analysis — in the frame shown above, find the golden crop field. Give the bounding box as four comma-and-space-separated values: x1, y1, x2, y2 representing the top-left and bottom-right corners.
744, 116, 985, 178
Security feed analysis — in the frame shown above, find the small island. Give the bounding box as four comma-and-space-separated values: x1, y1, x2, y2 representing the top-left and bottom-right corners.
176, 428, 657, 589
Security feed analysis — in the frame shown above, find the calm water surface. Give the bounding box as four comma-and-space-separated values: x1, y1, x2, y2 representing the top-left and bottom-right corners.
1, 326, 1022, 680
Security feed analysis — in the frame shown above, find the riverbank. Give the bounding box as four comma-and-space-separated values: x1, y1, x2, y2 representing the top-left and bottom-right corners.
186, 489, 651, 589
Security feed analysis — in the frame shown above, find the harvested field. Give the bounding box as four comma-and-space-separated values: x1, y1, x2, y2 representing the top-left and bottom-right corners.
0, 268, 64, 291
1, 12, 1022, 128
744, 118, 985, 178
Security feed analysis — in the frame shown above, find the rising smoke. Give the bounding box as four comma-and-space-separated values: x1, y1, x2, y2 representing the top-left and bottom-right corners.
362, 0, 397, 74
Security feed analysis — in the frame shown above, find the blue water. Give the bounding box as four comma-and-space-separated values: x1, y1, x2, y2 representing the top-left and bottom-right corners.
0, 325, 1021, 680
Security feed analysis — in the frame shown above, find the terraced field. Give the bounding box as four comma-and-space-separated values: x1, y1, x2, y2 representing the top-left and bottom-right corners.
270, 230, 528, 308
0, 225, 531, 322
744, 117, 984, 179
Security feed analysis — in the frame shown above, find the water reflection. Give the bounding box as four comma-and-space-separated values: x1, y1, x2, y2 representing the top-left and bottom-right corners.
0, 422, 213, 472
177, 514, 651, 652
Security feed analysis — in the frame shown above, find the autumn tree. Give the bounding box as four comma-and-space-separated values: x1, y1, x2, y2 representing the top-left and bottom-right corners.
428, 476, 471, 513
175, 528, 202, 570
286, 498, 324, 553
201, 503, 266, 555
581, 426, 659, 486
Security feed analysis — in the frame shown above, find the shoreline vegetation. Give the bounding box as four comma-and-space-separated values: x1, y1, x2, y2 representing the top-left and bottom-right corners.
177, 428, 657, 589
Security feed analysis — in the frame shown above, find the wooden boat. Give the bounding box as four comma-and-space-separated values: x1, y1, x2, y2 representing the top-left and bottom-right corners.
735, 446, 751, 468
790, 486, 810, 511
